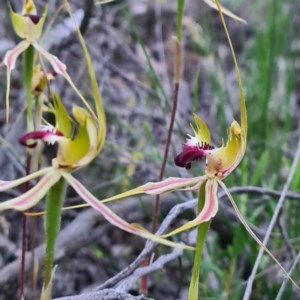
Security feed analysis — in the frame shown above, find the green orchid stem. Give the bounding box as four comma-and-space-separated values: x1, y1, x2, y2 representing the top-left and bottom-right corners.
23, 44, 35, 132
19, 44, 35, 300
189, 184, 210, 300
44, 178, 66, 288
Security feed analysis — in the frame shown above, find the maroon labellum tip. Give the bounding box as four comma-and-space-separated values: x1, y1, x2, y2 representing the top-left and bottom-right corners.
174, 142, 214, 170
25, 14, 42, 24
18, 129, 64, 148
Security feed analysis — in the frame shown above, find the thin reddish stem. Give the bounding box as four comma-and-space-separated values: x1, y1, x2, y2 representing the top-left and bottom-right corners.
151, 81, 180, 232
19, 214, 27, 300
19, 152, 32, 300
141, 54, 181, 295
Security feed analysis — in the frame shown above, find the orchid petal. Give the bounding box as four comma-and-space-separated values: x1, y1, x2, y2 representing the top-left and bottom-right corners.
100, 176, 206, 204
63, 173, 193, 250
205, 120, 245, 178
0, 167, 53, 192
0, 171, 61, 211
214, 0, 247, 148
191, 114, 211, 145
29, 176, 206, 215
52, 106, 95, 168
50, 93, 72, 137
58, 176, 206, 212
202, 0, 247, 24
72, 113, 99, 167
141, 176, 205, 195
217, 180, 300, 291
175, 115, 214, 169
33, 43, 67, 75
33, 43, 96, 118
3, 40, 30, 122
162, 179, 218, 238
59, 187, 145, 211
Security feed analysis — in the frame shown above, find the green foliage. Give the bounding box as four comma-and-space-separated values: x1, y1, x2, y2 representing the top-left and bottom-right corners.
180, 0, 299, 299
5, 0, 297, 298
44, 178, 66, 287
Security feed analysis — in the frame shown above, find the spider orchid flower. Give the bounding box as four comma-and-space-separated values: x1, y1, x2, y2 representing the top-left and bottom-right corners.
51, 0, 246, 242
0, 92, 192, 250
2, 0, 91, 121
80, 107, 246, 238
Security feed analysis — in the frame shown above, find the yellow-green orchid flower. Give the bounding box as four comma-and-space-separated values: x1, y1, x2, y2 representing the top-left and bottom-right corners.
79, 0, 248, 238
2, 0, 91, 121
9, 0, 46, 42
0, 93, 191, 250
0, 6, 192, 250
38, 0, 246, 244
80, 104, 246, 238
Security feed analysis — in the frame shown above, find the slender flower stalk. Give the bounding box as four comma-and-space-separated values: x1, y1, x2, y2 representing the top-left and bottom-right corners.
189, 185, 210, 300
23, 45, 35, 131
19, 33, 37, 300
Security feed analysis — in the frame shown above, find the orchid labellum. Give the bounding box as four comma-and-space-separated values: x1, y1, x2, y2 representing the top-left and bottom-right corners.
1, 0, 91, 121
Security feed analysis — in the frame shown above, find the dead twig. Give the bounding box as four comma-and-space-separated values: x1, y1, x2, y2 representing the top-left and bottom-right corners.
275, 250, 300, 300
243, 134, 300, 300
116, 248, 183, 292
96, 198, 196, 290
52, 288, 152, 300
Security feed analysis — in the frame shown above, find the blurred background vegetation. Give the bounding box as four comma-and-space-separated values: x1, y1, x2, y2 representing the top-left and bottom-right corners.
0, 0, 300, 299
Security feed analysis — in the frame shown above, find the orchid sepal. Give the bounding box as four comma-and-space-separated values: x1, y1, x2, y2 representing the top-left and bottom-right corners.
3, 40, 31, 122
99, 176, 206, 204
0, 170, 60, 211
0, 167, 193, 250
2, 35, 96, 122
33, 43, 96, 118
0, 167, 53, 192
202, 0, 247, 24
64, 1, 107, 152
162, 179, 218, 238
205, 120, 245, 179
62, 173, 194, 250
27, 176, 207, 213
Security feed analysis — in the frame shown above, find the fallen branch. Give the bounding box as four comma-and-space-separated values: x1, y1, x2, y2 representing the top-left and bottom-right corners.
116, 248, 183, 292
52, 289, 152, 300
